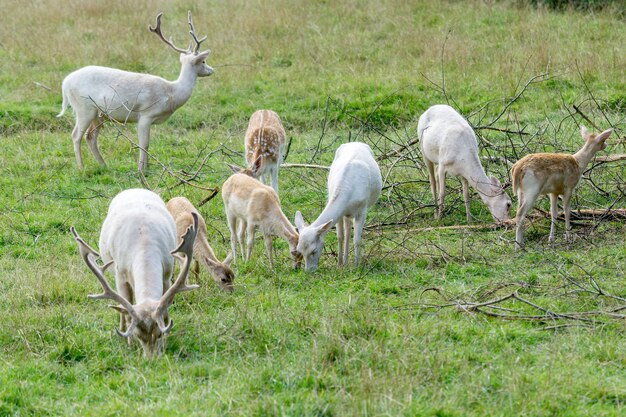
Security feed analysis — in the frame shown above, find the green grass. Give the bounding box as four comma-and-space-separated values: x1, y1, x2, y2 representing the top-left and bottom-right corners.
1, 0, 625, 416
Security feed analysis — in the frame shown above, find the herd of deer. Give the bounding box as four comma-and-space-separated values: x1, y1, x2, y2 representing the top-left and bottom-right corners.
61, 12, 614, 356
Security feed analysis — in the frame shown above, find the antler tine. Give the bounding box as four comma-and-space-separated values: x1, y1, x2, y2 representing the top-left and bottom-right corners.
71, 226, 140, 335
156, 212, 200, 319
149, 12, 189, 54
187, 11, 208, 54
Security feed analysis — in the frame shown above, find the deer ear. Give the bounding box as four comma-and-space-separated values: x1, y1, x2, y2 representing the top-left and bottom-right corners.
490, 176, 502, 187
596, 128, 613, 143
226, 163, 242, 174
580, 125, 589, 139
317, 220, 333, 235
251, 156, 262, 178
294, 211, 307, 230
191, 50, 210, 64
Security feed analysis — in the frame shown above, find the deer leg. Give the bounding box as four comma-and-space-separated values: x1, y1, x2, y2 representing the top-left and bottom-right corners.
245, 223, 255, 262
137, 118, 152, 171
353, 211, 366, 266
548, 193, 559, 244
336, 216, 345, 267
461, 177, 471, 223
264, 234, 274, 268
436, 164, 447, 220
515, 188, 539, 251
343, 217, 351, 266
237, 220, 246, 256
270, 166, 279, 193
226, 212, 238, 264
71, 116, 93, 170
85, 118, 107, 167
562, 189, 573, 241
425, 159, 438, 219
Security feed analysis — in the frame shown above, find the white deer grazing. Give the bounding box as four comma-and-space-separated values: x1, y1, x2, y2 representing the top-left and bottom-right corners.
511, 125, 613, 250
244, 109, 286, 192
71, 188, 198, 357
294, 142, 382, 272
166, 197, 234, 292
418, 104, 511, 223
57, 12, 213, 171
222, 173, 301, 268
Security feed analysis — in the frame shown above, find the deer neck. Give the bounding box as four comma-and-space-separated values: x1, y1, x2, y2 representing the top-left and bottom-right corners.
311, 195, 345, 229
458, 157, 498, 204
573, 143, 598, 173
170, 64, 198, 108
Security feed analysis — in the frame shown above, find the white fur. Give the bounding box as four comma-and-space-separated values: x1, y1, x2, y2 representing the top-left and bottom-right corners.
74, 188, 197, 357
418, 104, 511, 223
295, 142, 382, 272
58, 21, 213, 171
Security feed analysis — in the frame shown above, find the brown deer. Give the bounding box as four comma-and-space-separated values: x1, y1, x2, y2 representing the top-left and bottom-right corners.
511, 125, 613, 249
166, 197, 234, 292
244, 110, 286, 192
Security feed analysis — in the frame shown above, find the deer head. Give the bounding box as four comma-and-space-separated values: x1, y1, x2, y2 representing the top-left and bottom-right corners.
71, 213, 199, 357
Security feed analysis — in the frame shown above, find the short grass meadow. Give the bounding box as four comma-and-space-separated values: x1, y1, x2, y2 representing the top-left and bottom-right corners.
1, 0, 625, 416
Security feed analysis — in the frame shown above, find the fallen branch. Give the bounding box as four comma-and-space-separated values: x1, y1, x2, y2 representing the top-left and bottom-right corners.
197, 187, 220, 207
281, 163, 330, 170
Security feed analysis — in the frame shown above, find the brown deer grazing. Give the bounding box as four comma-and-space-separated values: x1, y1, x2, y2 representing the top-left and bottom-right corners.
57, 12, 213, 171
511, 125, 613, 250
166, 197, 234, 292
222, 173, 301, 268
244, 110, 286, 192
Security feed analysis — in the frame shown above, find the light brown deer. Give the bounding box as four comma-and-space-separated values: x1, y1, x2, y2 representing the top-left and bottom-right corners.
166, 197, 234, 292
511, 125, 613, 249
244, 110, 286, 192
222, 173, 301, 268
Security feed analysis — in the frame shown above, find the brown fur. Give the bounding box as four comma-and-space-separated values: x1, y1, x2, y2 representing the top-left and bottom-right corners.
166, 197, 234, 292
511, 125, 613, 249
512, 153, 580, 196
222, 173, 301, 267
244, 110, 285, 176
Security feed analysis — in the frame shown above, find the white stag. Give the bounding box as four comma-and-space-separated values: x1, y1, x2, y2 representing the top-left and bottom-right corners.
71, 188, 198, 357
58, 12, 213, 171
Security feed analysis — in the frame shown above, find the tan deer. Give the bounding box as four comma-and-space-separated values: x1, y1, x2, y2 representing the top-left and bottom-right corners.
511, 125, 613, 249
166, 197, 234, 292
244, 110, 286, 192
222, 173, 301, 268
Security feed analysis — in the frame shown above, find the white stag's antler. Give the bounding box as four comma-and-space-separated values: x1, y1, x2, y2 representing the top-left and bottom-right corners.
154, 212, 199, 333
70, 226, 140, 338
149, 11, 208, 55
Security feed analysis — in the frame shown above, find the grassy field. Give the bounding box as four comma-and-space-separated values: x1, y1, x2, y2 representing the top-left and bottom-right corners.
1, 0, 625, 415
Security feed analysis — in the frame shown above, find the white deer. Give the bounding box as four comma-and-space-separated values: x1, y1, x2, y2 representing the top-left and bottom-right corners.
244, 109, 286, 192
57, 12, 213, 171
511, 125, 613, 249
166, 196, 235, 292
222, 173, 301, 268
294, 142, 382, 272
418, 104, 511, 223
71, 188, 198, 357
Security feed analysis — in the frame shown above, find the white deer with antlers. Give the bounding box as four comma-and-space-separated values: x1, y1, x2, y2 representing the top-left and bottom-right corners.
57, 11, 213, 171
71, 188, 198, 357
